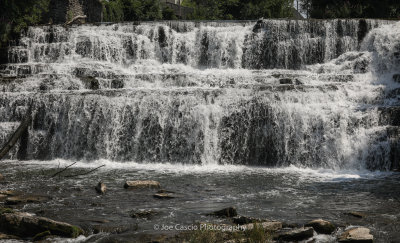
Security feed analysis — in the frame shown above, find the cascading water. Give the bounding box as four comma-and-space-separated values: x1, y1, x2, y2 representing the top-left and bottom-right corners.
0, 19, 399, 170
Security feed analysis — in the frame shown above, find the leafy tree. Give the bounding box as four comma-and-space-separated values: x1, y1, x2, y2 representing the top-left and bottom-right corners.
302, 0, 400, 19
103, 0, 124, 22
0, 0, 50, 48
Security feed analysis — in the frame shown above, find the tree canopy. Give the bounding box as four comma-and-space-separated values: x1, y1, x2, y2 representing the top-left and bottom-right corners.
301, 0, 400, 19
1, 0, 400, 49
0, 0, 50, 48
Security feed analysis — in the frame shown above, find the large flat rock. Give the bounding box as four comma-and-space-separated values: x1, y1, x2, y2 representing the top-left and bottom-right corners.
338, 227, 373, 243
124, 180, 161, 189
0, 212, 83, 238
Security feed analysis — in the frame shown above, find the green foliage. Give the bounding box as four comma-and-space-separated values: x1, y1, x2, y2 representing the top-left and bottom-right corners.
102, 0, 124, 22
103, 0, 162, 21
186, 0, 293, 20
304, 0, 400, 19
0, 0, 50, 48
162, 6, 178, 20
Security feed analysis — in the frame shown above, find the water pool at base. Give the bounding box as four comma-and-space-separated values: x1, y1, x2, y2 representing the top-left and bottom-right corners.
1, 160, 399, 242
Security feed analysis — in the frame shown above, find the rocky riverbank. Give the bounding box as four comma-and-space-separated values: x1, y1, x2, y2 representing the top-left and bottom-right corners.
0, 175, 378, 242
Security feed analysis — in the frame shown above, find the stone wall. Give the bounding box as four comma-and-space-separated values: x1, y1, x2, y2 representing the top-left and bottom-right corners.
49, 0, 103, 24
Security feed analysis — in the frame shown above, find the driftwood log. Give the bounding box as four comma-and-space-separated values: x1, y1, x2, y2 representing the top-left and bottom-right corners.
0, 106, 32, 160
65, 15, 87, 26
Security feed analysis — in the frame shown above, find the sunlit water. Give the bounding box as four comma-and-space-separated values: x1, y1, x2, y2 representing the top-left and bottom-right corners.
1, 160, 400, 242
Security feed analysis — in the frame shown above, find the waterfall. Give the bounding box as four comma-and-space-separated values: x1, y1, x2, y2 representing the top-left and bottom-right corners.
0, 19, 399, 170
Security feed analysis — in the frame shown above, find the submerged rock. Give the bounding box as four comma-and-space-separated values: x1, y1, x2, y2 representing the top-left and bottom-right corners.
0, 212, 83, 238
5, 194, 51, 205
153, 193, 174, 199
242, 221, 282, 231
207, 207, 238, 218
232, 216, 263, 225
157, 189, 174, 193
130, 210, 158, 219
124, 180, 161, 189
338, 227, 373, 243
305, 219, 335, 234
93, 225, 132, 234
274, 227, 314, 242
95, 182, 107, 194
347, 211, 367, 218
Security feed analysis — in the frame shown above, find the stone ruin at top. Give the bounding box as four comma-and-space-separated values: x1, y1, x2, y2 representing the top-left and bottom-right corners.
49, 0, 103, 24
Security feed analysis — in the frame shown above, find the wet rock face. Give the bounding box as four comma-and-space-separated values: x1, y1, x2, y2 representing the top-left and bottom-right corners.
305, 219, 335, 234
274, 227, 314, 242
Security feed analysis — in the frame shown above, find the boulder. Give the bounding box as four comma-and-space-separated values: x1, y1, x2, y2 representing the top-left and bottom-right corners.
153, 193, 174, 199
338, 227, 373, 243
242, 221, 282, 232
0, 212, 83, 238
5, 195, 51, 205
95, 182, 106, 194
207, 207, 238, 218
130, 210, 158, 219
274, 227, 314, 242
124, 180, 161, 189
305, 219, 335, 234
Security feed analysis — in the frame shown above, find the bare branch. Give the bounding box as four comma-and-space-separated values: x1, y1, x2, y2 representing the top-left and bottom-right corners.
65, 165, 105, 178
51, 162, 77, 178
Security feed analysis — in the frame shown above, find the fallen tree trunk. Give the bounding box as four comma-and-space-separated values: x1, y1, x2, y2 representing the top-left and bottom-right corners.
65, 15, 87, 26
0, 106, 32, 160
